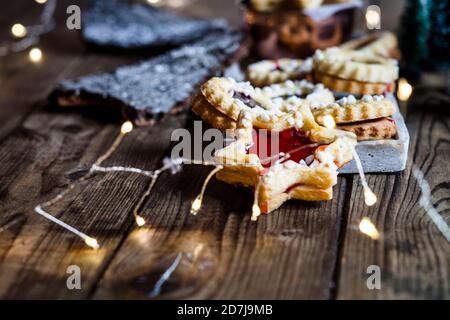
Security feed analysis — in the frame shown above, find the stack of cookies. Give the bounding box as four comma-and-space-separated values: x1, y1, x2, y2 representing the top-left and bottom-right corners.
312, 94, 397, 141
312, 47, 398, 95
239, 32, 401, 141
193, 77, 357, 213
246, 58, 313, 87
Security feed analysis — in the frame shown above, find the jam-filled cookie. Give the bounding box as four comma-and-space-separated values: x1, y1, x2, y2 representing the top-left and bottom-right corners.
312, 94, 398, 141
337, 117, 397, 141
246, 58, 313, 86
212, 102, 356, 213
340, 31, 400, 59
195, 77, 334, 130
313, 47, 399, 95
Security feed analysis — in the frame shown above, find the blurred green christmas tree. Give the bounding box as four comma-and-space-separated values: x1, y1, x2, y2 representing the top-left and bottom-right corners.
398, 0, 430, 67
427, 0, 450, 70
399, 0, 449, 72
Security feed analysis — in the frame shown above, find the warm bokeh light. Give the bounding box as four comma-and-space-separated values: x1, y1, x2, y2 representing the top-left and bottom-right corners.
135, 215, 146, 227
146, 0, 160, 3
364, 188, 378, 207
251, 204, 261, 221
366, 5, 381, 29
190, 196, 202, 215
322, 115, 336, 129
29, 48, 43, 63
397, 78, 413, 101
84, 237, 100, 249
11, 23, 27, 38
35, 0, 48, 4
359, 217, 380, 240
121, 121, 134, 134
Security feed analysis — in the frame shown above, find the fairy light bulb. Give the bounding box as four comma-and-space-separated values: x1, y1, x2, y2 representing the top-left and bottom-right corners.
251, 204, 261, 221
365, 5, 381, 30
364, 188, 377, 206
84, 237, 99, 249
135, 215, 146, 227
352, 149, 378, 207
11, 23, 27, 38
189, 166, 222, 216
322, 115, 336, 129
397, 78, 413, 101
121, 121, 133, 134
359, 218, 380, 240
35, 0, 48, 3
29, 48, 42, 63
191, 196, 202, 215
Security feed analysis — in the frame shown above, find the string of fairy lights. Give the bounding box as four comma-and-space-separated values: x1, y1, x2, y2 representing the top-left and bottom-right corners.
2, 0, 192, 63
33, 113, 383, 249
2, 0, 56, 62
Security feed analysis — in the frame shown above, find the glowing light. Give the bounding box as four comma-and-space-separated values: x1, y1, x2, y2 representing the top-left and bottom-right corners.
29, 48, 42, 63
359, 217, 380, 240
322, 115, 336, 129
364, 189, 377, 206
251, 204, 261, 221
11, 23, 27, 38
190, 166, 222, 216
352, 149, 378, 207
397, 78, 413, 101
121, 121, 134, 134
35, 0, 48, 4
146, 0, 160, 3
35, 205, 100, 249
366, 5, 381, 30
135, 215, 146, 227
191, 196, 202, 215
84, 237, 100, 249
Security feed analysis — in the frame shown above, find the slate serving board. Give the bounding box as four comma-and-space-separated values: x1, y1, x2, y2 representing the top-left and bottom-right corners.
340, 96, 409, 174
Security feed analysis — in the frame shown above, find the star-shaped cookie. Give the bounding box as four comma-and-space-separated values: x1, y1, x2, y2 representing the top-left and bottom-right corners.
194, 77, 357, 214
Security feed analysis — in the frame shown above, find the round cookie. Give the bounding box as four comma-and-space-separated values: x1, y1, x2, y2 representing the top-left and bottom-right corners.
313, 47, 398, 84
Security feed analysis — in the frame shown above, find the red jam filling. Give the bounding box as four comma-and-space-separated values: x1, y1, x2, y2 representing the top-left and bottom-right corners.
274, 60, 283, 71
247, 128, 318, 169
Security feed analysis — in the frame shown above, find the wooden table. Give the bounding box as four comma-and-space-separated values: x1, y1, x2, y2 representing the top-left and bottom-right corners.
0, 0, 448, 299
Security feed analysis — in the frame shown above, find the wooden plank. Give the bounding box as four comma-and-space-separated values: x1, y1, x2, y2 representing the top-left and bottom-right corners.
335, 105, 450, 299
0, 104, 187, 298
93, 142, 349, 299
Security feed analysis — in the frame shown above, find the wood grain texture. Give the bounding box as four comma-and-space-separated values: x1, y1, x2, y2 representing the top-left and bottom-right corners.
335, 104, 450, 299
0, 110, 186, 299
93, 170, 348, 299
